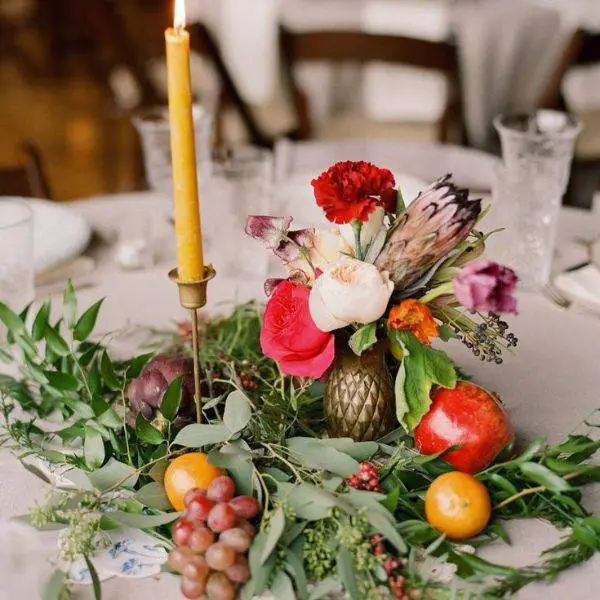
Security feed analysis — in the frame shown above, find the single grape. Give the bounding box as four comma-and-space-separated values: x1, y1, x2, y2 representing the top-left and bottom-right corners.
205, 542, 236, 571
181, 575, 206, 599
226, 555, 251, 583
219, 528, 251, 553
235, 519, 256, 537
206, 572, 236, 600
207, 503, 237, 533
182, 554, 209, 582
189, 526, 215, 553
173, 519, 195, 546
167, 546, 194, 573
184, 488, 206, 507
207, 476, 236, 503
186, 495, 216, 523
229, 496, 260, 520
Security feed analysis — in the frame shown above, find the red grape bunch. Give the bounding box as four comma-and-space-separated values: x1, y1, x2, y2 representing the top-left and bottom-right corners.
168, 475, 261, 600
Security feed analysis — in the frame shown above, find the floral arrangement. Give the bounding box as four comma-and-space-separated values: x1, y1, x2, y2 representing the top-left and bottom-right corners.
246, 161, 518, 438
1, 163, 600, 600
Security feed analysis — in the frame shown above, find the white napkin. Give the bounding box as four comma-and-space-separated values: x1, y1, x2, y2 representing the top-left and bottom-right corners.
554, 264, 600, 315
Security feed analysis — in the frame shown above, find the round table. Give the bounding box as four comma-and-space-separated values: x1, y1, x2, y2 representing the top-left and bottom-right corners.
3, 168, 600, 599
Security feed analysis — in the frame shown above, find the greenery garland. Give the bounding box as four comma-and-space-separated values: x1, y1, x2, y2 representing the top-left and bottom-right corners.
1, 289, 599, 600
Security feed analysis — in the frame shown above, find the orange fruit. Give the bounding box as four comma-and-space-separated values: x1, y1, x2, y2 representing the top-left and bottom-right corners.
164, 453, 224, 511
425, 471, 491, 540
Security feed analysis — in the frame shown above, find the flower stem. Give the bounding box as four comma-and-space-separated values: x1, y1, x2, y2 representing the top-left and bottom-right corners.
352, 220, 363, 260
419, 281, 454, 304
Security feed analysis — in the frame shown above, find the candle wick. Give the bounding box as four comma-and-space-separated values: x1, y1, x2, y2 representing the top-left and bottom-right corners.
175, 25, 185, 35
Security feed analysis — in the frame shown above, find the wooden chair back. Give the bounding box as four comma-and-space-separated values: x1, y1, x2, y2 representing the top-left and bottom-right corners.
280, 27, 461, 141
0, 145, 53, 200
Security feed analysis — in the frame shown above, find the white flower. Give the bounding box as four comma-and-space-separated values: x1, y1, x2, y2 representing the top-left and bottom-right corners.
340, 207, 385, 251
309, 257, 394, 331
286, 229, 353, 283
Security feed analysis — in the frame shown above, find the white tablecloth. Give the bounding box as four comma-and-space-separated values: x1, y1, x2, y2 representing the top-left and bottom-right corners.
2, 141, 600, 598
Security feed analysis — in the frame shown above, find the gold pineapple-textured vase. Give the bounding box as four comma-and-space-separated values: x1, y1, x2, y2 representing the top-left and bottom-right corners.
324, 342, 395, 441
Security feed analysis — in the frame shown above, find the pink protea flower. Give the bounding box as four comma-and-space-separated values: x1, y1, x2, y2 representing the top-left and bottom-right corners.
454, 259, 518, 314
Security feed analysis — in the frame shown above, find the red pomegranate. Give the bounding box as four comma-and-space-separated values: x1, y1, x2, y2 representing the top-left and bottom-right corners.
414, 381, 513, 474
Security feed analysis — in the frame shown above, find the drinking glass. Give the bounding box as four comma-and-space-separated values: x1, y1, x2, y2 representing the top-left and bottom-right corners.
203, 147, 273, 279
133, 105, 214, 193
493, 111, 581, 289
0, 199, 35, 328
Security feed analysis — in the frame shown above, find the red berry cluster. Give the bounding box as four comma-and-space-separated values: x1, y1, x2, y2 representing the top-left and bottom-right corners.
168, 476, 261, 600
371, 534, 414, 600
347, 462, 382, 493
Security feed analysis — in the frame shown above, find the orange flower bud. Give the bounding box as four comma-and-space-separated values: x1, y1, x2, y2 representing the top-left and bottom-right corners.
388, 299, 439, 345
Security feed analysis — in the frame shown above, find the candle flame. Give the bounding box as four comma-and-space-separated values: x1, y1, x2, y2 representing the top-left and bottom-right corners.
174, 0, 186, 30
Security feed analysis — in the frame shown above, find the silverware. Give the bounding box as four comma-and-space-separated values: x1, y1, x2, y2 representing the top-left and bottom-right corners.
543, 284, 571, 310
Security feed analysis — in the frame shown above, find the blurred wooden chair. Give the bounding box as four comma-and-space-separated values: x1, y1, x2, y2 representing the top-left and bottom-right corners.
280, 28, 462, 143
0, 145, 53, 200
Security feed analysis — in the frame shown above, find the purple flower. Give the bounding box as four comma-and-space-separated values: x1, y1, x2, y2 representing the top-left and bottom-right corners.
454, 259, 518, 314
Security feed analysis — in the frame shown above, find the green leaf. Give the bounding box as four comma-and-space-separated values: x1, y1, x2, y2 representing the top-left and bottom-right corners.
261, 507, 286, 565
63, 280, 77, 329
89, 458, 138, 491
0, 302, 25, 334
172, 423, 231, 448
101, 351, 122, 392
270, 570, 295, 600
135, 482, 172, 510
337, 547, 359, 600
455, 552, 517, 576
74, 299, 104, 341
109, 510, 180, 528
32, 301, 51, 341
208, 446, 254, 496
284, 548, 308, 599
135, 413, 164, 445
161, 375, 183, 422
277, 482, 336, 521
437, 324, 458, 341
396, 188, 406, 215
499, 439, 547, 468
381, 486, 401, 513
519, 462, 574, 493
572, 521, 600, 550
390, 330, 456, 431
286, 437, 359, 478
83, 556, 102, 600
348, 323, 377, 356
44, 327, 70, 357
247, 531, 277, 596
318, 438, 378, 461
64, 468, 95, 490
42, 569, 66, 600
43, 370, 81, 391
20, 460, 52, 484
308, 577, 341, 600
489, 474, 527, 512
84, 425, 105, 469
223, 390, 252, 433
123, 352, 155, 378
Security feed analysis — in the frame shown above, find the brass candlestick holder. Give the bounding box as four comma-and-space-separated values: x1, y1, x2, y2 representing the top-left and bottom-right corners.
169, 265, 216, 423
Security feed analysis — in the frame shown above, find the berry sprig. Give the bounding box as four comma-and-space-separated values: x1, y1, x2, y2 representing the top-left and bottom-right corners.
168, 476, 261, 600
347, 462, 382, 493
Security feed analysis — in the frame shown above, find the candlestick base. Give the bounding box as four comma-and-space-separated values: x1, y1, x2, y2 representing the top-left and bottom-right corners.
168, 265, 216, 309
169, 265, 216, 424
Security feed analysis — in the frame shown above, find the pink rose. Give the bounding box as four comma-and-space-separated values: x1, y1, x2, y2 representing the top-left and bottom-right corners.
454, 259, 518, 314
260, 280, 335, 378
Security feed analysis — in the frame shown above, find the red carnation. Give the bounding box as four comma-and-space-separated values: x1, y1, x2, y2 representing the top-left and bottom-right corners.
311, 161, 396, 224
260, 280, 335, 378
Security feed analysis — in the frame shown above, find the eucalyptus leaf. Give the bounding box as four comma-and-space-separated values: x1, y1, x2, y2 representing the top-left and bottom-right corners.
277, 482, 336, 521
20, 460, 52, 484
89, 458, 138, 491
109, 510, 180, 528
208, 448, 254, 496
161, 375, 183, 422
248, 531, 277, 596
348, 323, 377, 356
308, 577, 341, 600
64, 468, 95, 490
42, 569, 66, 600
135, 414, 164, 445
84, 425, 105, 469
135, 482, 172, 510
284, 547, 308, 599
286, 437, 359, 478
261, 507, 285, 565
337, 547, 359, 600
319, 438, 378, 461
74, 299, 104, 341
172, 423, 231, 448
223, 390, 252, 433
270, 570, 296, 600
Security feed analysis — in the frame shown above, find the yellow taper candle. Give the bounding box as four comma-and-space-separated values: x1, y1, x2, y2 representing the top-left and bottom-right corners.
165, 0, 204, 282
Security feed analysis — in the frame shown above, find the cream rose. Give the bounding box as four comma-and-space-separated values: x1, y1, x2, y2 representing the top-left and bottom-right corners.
286, 229, 353, 283
309, 257, 394, 332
